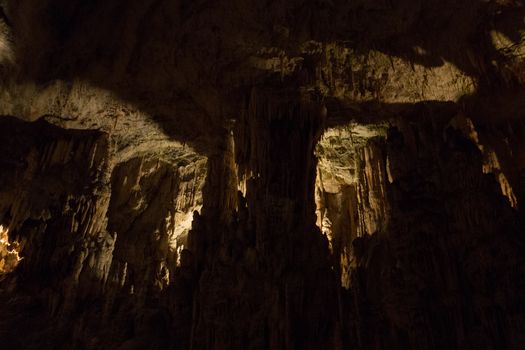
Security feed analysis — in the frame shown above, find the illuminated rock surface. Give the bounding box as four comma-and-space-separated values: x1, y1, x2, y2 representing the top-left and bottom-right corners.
0, 0, 524, 349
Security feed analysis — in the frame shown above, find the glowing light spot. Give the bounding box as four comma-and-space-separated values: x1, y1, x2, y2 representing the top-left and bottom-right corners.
176, 245, 185, 267
167, 206, 202, 268
413, 46, 428, 56
0, 225, 22, 275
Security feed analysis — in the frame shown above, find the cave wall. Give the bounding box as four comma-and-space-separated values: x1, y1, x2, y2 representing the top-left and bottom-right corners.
0, 118, 206, 349
311, 108, 525, 350
348, 117, 524, 350
0, 117, 114, 348
186, 96, 525, 350
0, 100, 524, 350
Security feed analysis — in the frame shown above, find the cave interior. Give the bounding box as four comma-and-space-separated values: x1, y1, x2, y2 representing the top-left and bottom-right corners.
0, 1, 525, 349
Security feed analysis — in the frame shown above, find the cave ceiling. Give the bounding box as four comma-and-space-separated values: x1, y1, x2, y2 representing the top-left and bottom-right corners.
0, 0, 522, 156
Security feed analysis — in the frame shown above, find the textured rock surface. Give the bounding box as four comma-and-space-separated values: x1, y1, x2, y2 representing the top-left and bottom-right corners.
347, 114, 525, 350
315, 124, 390, 288
0, 225, 20, 274
0, 0, 524, 349
0, 118, 206, 349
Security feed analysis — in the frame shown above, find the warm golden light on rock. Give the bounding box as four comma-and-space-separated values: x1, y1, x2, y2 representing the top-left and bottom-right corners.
0, 225, 21, 275
450, 114, 519, 208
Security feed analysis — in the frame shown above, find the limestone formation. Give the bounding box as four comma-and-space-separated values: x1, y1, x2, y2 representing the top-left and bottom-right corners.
0, 1, 524, 349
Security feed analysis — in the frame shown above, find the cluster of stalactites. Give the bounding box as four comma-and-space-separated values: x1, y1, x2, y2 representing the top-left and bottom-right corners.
234, 87, 326, 201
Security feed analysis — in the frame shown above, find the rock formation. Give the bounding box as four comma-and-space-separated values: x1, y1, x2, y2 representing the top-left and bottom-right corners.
0, 0, 524, 349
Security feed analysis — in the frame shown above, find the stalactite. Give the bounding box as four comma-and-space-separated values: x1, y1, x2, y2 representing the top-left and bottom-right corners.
184, 87, 338, 350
